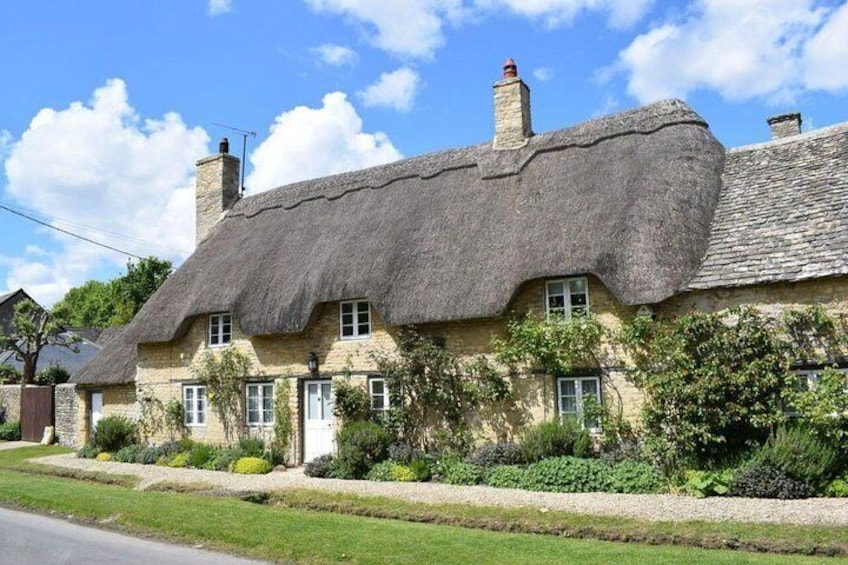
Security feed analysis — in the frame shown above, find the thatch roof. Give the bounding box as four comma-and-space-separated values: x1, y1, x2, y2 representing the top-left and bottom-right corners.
70, 324, 135, 385
130, 99, 724, 343
687, 122, 848, 289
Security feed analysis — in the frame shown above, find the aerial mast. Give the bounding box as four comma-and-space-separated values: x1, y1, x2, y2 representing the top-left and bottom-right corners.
212, 122, 257, 195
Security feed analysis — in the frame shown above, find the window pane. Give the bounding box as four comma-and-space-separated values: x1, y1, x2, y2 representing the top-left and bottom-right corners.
372, 394, 385, 410
342, 325, 354, 337
569, 278, 586, 294
371, 380, 384, 395
342, 313, 354, 325
581, 379, 599, 398
358, 323, 370, 335
357, 311, 369, 324
548, 282, 564, 296
342, 303, 353, 314
561, 395, 577, 414
307, 383, 319, 420
321, 382, 333, 419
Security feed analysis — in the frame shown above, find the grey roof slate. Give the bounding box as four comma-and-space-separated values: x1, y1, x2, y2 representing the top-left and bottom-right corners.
687, 122, 848, 289
0, 332, 102, 374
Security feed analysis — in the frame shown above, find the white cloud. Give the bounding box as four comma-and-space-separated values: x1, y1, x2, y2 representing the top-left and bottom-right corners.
532, 67, 554, 82
475, 0, 653, 29
208, 0, 233, 16
3, 79, 209, 305
358, 67, 421, 112
312, 43, 358, 66
0, 130, 11, 165
245, 92, 402, 193
615, 0, 848, 104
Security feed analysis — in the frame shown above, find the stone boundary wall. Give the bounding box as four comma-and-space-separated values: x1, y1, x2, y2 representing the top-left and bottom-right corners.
0, 385, 21, 423
54, 383, 79, 447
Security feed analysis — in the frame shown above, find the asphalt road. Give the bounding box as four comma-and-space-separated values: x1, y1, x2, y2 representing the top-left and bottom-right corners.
0, 506, 270, 564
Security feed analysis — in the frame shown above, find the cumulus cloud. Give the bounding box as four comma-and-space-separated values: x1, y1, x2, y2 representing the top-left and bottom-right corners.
245, 92, 402, 193
208, 0, 233, 16
532, 67, 554, 82
615, 0, 848, 104
475, 0, 653, 29
2, 79, 209, 305
312, 43, 358, 66
358, 67, 421, 111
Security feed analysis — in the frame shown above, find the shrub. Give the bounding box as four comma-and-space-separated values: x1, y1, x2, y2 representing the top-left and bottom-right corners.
485, 465, 526, 489
598, 437, 644, 466
683, 469, 734, 498
825, 475, 848, 498
33, 365, 71, 385
304, 454, 335, 478
755, 425, 841, 491
168, 453, 188, 468
0, 364, 22, 384
391, 464, 417, 482
232, 456, 273, 474
522, 456, 611, 493
467, 442, 525, 468
208, 446, 245, 472
333, 378, 372, 425
729, 464, 814, 499
608, 460, 665, 494
135, 446, 165, 465
408, 459, 432, 482
366, 460, 397, 481
334, 421, 391, 479
389, 443, 427, 464
238, 436, 265, 458
438, 459, 482, 485
0, 421, 21, 441
521, 419, 592, 463
113, 444, 145, 463
92, 416, 138, 452
187, 443, 215, 468
76, 444, 100, 459
95, 452, 113, 461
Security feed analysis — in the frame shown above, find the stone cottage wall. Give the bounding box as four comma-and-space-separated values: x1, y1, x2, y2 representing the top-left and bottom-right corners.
0, 385, 21, 423
54, 383, 79, 447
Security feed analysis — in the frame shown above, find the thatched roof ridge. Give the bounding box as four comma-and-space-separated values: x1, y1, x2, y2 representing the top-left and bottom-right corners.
132, 99, 724, 343
70, 324, 135, 385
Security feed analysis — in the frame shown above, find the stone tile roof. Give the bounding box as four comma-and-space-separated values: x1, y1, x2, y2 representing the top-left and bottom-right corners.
686, 122, 848, 290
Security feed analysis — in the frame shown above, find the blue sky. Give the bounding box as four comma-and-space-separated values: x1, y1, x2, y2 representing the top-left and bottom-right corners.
2, 0, 848, 306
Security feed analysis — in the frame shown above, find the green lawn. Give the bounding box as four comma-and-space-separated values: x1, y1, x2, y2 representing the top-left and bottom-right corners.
0, 446, 845, 564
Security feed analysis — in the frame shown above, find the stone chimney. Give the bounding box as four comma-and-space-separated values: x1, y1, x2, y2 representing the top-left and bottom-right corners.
767, 112, 802, 140
196, 137, 240, 245
493, 58, 532, 150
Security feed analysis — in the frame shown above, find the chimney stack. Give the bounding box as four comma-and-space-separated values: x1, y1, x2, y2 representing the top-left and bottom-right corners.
493, 58, 532, 150
767, 113, 802, 140
196, 137, 240, 245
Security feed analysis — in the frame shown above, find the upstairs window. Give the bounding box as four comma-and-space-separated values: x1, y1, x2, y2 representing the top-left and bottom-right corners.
340, 300, 371, 340
369, 376, 390, 411
557, 376, 601, 431
546, 277, 589, 318
208, 313, 232, 347
246, 382, 275, 426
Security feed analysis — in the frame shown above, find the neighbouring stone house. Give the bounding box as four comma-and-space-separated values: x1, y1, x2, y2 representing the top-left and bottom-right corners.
70, 61, 848, 462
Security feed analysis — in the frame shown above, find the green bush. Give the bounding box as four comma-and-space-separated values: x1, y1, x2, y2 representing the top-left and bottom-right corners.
334, 421, 391, 479
238, 436, 265, 458
96, 452, 113, 461
438, 459, 482, 485
33, 365, 71, 385
366, 460, 397, 481
232, 456, 273, 474
92, 416, 138, 452
76, 444, 100, 459
521, 419, 593, 463
168, 453, 188, 468
755, 425, 841, 491
608, 460, 665, 494
467, 442, 525, 468
388, 444, 427, 464
304, 454, 335, 478
485, 465, 526, 489
683, 469, 734, 498
729, 464, 814, 499
207, 446, 245, 471
333, 379, 372, 425
113, 444, 145, 463
0, 364, 22, 385
0, 421, 21, 441
135, 446, 166, 465
187, 443, 215, 468
391, 464, 417, 482
825, 475, 848, 497
522, 456, 611, 493
408, 459, 432, 481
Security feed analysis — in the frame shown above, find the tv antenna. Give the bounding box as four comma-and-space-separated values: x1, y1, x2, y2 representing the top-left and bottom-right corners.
212, 122, 257, 195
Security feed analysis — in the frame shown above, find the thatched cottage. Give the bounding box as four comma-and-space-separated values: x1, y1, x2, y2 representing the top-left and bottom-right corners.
70, 62, 848, 462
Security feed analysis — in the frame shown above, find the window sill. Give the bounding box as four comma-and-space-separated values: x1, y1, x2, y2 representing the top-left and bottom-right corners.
340, 335, 372, 341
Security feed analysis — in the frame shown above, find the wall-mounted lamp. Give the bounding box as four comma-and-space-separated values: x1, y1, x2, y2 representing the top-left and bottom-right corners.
307, 352, 319, 374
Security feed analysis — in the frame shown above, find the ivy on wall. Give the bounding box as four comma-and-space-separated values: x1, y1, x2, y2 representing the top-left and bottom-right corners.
191, 348, 255, 441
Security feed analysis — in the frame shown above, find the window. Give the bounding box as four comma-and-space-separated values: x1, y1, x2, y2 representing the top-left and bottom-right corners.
369, 376, 390, 411
557, 376, 601, 430
208, 313, 232, 347
183, 385, 207, 426
246, 382, 275, 426
340, 300, 371, 339
546, 277, 588, 318
786, 367, 848, 416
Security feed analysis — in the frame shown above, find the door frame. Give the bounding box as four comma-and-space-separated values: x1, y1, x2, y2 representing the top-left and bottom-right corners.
89, 389, 103, 441
301, 379, 334, 464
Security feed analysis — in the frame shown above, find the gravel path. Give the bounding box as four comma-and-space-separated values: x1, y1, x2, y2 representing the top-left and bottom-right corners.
34, 454, 848, 526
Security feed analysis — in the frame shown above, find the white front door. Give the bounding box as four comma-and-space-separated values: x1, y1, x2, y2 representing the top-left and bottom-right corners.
90, 391, 103, 437
303, 380, 334, 463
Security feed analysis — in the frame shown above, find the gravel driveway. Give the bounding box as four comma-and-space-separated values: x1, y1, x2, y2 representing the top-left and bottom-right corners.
34, 453, 848, 526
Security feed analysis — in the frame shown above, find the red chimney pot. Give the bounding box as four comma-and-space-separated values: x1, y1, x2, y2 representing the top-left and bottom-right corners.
503, 58, 518, 79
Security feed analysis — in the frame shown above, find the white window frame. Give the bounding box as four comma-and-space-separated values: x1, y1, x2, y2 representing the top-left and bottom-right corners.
208, 312, 232, 347
556, 376, 601, 431
246, 382, 275, 426
183, 385, 207, 427
545, 277, 589, 319
340, 300, 371, 340
368, 376, 391, 411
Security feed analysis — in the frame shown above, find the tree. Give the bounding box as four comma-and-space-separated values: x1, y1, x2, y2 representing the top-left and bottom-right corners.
0, 299, 79, 385
53, 256, 172, 327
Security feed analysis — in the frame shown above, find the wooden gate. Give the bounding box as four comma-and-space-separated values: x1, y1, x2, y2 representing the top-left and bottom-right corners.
20, 386, 54, 442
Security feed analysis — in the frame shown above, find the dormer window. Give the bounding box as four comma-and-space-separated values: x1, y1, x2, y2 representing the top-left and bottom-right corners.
546, 277, 589, 318
340, 300, 371, 340
208, 313, 232, 347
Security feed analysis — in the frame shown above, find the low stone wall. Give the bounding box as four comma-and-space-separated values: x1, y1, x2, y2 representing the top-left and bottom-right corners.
54, 383, 79, 447
0, 385, 21, 423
